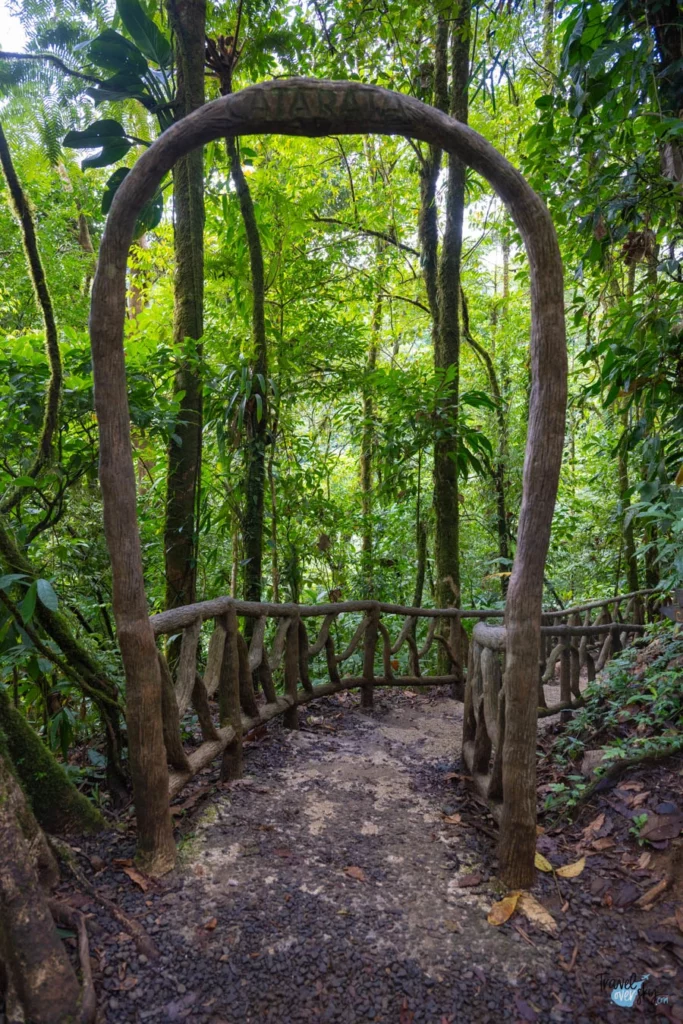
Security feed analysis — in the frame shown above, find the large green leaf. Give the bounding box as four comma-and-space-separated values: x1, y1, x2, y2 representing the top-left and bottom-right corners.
81, 138, 131, 170
116, 0, 171, 68
85, 71, 154, 110
36, 578, 59, 611
63, 119, 127, 148
88, 29, 149, 76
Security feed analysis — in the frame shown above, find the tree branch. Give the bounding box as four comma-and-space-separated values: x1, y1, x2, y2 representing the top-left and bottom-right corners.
311, 213, 420, 256
0, 51, 102, 85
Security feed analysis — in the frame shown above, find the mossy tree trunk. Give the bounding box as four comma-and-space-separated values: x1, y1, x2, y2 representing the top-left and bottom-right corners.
0, 747, 83, 1024
0, 687, 102, 835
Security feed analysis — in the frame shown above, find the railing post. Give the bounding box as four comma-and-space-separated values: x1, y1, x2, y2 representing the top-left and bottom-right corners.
283, 617, 300, 730
361, 605, 379, 708
219, 606, 243, 781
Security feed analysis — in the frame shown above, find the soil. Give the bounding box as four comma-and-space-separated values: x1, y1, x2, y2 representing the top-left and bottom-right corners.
50, 689, 682, 1024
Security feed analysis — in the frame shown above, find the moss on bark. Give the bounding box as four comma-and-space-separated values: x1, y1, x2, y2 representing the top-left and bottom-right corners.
0, 687, 102, 834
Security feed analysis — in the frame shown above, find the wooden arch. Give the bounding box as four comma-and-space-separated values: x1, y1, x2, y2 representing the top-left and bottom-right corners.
90, 78, 567, 884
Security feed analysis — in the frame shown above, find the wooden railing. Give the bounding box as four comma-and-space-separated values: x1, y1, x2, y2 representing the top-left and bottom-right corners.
151, 598, 484, 799
149, 590, 655, 803
462, 589, 653, 820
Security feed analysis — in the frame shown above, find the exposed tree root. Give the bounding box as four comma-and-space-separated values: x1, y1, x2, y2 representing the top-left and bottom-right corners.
572, 742, 683, 815
48, 900, 97, 1024
50, 837, 159, 960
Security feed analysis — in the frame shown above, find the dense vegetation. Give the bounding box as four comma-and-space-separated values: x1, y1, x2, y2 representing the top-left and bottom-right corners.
0, 0, 680, 813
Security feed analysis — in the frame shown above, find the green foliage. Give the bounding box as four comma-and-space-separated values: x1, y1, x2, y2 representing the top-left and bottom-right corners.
543, 623, 683, 815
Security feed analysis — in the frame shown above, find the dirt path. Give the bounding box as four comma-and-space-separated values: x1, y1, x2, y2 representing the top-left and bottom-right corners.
77, 689, 680, 1023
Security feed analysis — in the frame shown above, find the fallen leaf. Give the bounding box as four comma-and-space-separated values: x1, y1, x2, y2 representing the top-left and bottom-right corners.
640, 814, 683, 843
122, 867, 150, 892
487, 892, 521, 926
443, 919, 462, 933
556, 856, 586, 879
620, 781, 644, 792
273, 848, 292, 858
113, 858, 134, 868
637, 852, 652, 870
442, 813, 462, 825
89, 855, 106, 873
456, 872, 483, 887
403, 690, 417, 698
343, 865, 367, 882
582, 812, 605, 839
536, 825, 545, 835
443, 772, 472, 782
592, 838, 615, 851
517, 893, 557, 935
629, 791, 651, 808
535, 852, 553, 873
204, 917, 218, 931
676, 907, 683, 934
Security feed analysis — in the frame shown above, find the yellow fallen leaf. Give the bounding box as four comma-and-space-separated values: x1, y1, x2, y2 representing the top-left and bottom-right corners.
487, 891, 521, 926
535, 852, 554, 873
556, 856, 586, 879
675, 463, 683, 487
517, 892, 558, 935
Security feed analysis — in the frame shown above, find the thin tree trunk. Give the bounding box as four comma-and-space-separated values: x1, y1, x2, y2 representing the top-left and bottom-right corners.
461, 289, 509, 595
361, 291, 381, 596
0, 123, 62, 513
227, 136, 268, 606
164, 0, 206, 615
268, 409, 280, 602
412, 450, 427, 610
542, 0, 555, 78
434, 0, 470, 661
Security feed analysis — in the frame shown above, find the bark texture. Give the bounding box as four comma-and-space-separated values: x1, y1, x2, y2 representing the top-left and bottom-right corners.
89, 77, 567, 886
163, 0, 206, 614
227, 136, 268, 606
0, 748, 82, 1024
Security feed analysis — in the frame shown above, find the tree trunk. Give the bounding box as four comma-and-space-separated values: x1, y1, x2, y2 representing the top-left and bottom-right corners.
164, 0, 206, 615
618, 417, 639, 593
0, 749, 83, 1024
461, 290, 509, 595
360, 290, 381, 596
227, 136, 268, 606
434, 0, 470, 665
